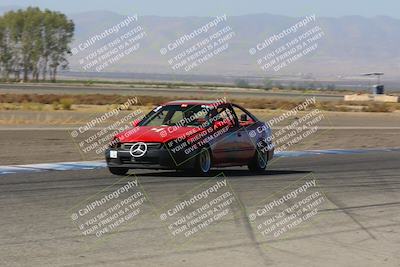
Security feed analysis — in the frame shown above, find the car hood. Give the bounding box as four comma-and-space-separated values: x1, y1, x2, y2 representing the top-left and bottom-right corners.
115, 126, 205, 143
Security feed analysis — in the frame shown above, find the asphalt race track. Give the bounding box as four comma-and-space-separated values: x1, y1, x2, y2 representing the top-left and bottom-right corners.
1, 151, 399, 267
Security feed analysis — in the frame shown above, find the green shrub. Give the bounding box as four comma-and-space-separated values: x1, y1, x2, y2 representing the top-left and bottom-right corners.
59, 98, 74, 110
84, 80, 94, 86
361, 103, 392, 112
52, 101, 60, 110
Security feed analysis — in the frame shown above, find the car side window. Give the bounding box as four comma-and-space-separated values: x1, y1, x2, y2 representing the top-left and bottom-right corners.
232, 105, 256, 126
214, 106, 237, 128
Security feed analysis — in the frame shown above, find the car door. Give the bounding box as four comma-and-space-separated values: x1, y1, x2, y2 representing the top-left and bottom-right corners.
231, 104, 258, 162
209, 105, 242, 165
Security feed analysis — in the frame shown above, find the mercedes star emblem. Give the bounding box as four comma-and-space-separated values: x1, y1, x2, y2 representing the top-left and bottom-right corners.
129, 142, 147, 158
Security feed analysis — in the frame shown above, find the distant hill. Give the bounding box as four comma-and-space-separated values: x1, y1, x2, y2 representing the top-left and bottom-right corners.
1, 7, 400, 78
67, 12, 400, 78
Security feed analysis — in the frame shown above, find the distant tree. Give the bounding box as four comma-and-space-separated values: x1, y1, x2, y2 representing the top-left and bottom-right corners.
274, 82, 284, 90
234, 79, 250, 88
326, 83, 336, 90
263, 78, 273, 90
0, 7, 74, 82
47, 11, 74, 82
0, 18, 13, 80
307, 82, 316, 90
289, 82, 297, 89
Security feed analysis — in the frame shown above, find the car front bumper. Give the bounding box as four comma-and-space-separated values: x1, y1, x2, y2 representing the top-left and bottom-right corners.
105, 145, 196, 170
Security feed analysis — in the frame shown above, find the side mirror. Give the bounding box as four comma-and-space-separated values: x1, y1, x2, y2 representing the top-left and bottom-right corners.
132, 119, 140, 127
240, 114, 248, 121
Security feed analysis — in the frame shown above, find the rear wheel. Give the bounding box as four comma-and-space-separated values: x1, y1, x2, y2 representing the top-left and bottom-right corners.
195, 147, 212, 175
108, 167, 129, 176
248, 150, 268, 172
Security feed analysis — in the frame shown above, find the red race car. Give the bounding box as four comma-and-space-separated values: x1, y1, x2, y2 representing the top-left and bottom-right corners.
105, 100, 274, 175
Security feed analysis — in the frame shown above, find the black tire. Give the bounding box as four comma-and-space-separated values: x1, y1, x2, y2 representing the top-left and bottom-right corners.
108, 167, 129, 176
248, 150, 268, 172
194, 147, 212, 175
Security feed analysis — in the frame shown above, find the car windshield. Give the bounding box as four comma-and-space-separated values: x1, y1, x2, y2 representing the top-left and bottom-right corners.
139, 104, 212, 127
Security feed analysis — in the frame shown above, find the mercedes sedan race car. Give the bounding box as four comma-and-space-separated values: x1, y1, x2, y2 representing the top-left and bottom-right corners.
105, 100, 274, 175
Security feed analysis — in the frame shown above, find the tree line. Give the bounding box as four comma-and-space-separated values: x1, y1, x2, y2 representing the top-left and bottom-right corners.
0, 7, 74, 82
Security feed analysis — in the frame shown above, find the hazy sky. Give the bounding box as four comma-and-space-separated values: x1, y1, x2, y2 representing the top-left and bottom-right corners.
2, 0, 400, 18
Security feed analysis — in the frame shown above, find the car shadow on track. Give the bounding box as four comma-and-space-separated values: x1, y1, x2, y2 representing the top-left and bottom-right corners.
137, 169, 312, 177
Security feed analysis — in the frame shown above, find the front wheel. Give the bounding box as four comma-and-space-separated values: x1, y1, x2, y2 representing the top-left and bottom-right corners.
194, 147, 212, 175
248, 150, 268, 172
108, 167, 129, 176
